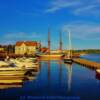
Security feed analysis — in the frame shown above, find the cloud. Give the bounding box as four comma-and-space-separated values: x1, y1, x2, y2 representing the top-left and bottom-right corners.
73, 4, 100, 17
45, 0, 81, 13
45, 0, 100, 17
74, 5, 96, 15
62, 21, 100, 40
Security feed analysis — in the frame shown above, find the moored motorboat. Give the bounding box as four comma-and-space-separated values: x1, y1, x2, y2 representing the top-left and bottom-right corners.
0, 76, 24, 80
0, 70, 25, 76
0, 61, 10, 67
0, 67, 25, 71
10, 58, 39, 70
0, 79, 23, 84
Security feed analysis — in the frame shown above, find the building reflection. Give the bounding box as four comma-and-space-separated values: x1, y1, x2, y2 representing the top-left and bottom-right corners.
65, 63, 72, 93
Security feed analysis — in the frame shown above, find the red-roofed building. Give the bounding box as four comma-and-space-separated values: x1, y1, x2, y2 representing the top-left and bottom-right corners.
15, 41, 40, 55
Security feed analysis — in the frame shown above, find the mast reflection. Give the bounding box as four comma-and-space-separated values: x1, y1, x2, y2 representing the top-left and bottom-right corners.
59, 59, 62, 84
47, 60, 51, 81
65, 63, 72, 93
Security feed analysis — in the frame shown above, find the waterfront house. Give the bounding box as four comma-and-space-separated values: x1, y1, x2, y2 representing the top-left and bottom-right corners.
15, 41, 40, 55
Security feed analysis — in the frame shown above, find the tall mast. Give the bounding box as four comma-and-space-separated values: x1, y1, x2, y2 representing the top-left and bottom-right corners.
59, 31, 62, 53
48, 27, 50, 54
68, 30, 72, 58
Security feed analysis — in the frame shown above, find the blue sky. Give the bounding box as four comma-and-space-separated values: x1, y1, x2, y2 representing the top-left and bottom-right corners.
0, 0, 100, 49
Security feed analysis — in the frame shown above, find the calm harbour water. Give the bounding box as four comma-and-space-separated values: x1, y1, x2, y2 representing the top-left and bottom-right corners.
0, 55, 100, 100
81, 54, 100, 63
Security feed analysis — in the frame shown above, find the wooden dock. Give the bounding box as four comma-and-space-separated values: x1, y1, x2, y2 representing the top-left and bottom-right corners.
73, 58, 100, 69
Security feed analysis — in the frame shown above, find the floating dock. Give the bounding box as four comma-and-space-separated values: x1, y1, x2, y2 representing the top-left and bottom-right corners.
73, 58, 100, 69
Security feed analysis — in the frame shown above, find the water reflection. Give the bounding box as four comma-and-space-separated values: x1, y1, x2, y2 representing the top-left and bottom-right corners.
47, 61, 50, 81
59, 60, 62, 82
45, 59, 73, 94
64, 63, 72, 93
0, 59, 100, 100
47, 60, 63, 84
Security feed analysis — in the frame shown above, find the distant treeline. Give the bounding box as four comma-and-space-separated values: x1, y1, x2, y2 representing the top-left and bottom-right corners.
73, 49, 100, 54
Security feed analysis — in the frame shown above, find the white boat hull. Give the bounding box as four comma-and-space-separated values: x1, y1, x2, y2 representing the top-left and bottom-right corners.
64, 58, 73, 64
0, 79, 23, 84
0, 70, 25, 76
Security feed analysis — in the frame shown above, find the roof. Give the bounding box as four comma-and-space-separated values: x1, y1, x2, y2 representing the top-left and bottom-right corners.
16, 41, 38, 46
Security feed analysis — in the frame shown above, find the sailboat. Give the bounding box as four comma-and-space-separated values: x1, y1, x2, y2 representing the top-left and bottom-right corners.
40, 29, 63, 60
64, 30, 73, 64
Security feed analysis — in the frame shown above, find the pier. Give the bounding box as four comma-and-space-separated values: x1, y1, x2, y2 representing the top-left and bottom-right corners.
73, 58, 100, 69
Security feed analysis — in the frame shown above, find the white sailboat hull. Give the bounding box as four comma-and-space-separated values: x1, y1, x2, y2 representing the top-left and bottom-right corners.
64, 58, 73, 64
0, 71, 25, 76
